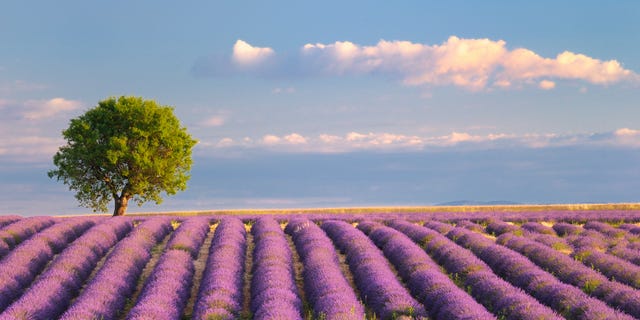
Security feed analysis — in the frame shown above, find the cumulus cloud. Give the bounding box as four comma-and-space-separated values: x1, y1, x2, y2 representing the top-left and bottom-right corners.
283, 133, 307, 144
23, 98, 82, 120
200, 115, 226, 127
196, 36, 638, 90
538, 80, 556, 90
261, 134, 282, 145
0, 136, 62, 158
198, 128, 640, 153
232, 40, 275, 66
302, 37, 637, 90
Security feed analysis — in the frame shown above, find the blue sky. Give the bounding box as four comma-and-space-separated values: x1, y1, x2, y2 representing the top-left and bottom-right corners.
1, 1, 639, 215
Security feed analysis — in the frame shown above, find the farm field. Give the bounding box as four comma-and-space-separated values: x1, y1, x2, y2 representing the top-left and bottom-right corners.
1, 209, 640, 319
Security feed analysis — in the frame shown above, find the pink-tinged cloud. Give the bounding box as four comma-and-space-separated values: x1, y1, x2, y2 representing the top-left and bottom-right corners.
200, 128, 640, 153
538, 80, 556, 90
264, 36, 638, 90
23, 98, 82, 120
200, 115, 226, 127
232, 40, 275, 66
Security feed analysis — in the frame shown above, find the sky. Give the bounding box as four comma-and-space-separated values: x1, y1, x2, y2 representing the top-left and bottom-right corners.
1, 1, 639, 215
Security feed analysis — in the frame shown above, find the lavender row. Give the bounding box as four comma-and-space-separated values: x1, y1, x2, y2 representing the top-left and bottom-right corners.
0, 216, 55, 258
0, 215, 21, 228
609, 244, 640, 266
0, 217, 95, 312
393, 220, 561, 320
285, 219, 365, 319
127, 217, 210, 319
449, 225, 631, 319
1, 217, 132, 319
583, 221, 630, 238
193, 218, 247, 320
620, 223, 640, 235
498, 232, 640, 317
521, 221, 556, 235
60, 217, 173, 320
165, 217, 210, 258
573, 247, 640, 290
581, 221, 640, 251
484, 219, 522, 236
483, 220, 573, 252
358, 221, 495, 320
321, 220, 426, 319
250, 218, 303, 320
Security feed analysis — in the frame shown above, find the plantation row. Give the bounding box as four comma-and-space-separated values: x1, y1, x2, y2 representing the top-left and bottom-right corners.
1, 213, 640, 319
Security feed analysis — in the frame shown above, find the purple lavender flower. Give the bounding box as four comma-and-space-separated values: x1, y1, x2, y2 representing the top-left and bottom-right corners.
321, 220, 426, 319
0, 216, 21, 228
552, 222, 582, 237
166, 217, 210, 258
250, 217, 302, 320
193, 218, 246, 320
0, 216, 55, 258
619, 223, 640, 235
364, 221, 496, 320
285, 219, 365, 319
455, 220, 485, 232
583, 221, 627, 238
126, 217, 209, 320
446, 226, 629, 319
2, 217, 132, 319
485, 219, 521, 236
573, 247, 640, 289
0, 217, 95, 312
498, 232, 640, 317
521, 222, 556, 235
609, 244, 640, 265
60, 217, 173, 320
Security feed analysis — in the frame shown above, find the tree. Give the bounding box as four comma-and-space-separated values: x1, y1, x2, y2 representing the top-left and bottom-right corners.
48, 96, 197, 216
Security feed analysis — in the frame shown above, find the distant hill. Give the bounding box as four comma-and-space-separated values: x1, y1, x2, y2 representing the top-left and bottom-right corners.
436, 200, 522, 206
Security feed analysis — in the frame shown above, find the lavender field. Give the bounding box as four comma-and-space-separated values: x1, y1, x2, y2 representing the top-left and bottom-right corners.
1, 210, 640, 319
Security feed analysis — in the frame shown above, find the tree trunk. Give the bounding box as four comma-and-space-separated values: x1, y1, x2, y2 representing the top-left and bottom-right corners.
113, 195, 129, 216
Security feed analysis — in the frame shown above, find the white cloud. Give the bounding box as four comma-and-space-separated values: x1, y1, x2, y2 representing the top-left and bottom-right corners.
199, 128, 640, 154
217, 137, 234, 147
614, 128, 640, 137
0, 135, 63, 160
23, 98, 82, 120
261, 134, 282, 145
201, 115, 226, 127
232, 40, 275, 66
538, 80, 556, 90
283, 133, 307, 144
233, 36, 639, 90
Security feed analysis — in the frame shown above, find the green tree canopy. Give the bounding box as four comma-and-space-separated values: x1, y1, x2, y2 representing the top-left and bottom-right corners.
48, 96, 197, 216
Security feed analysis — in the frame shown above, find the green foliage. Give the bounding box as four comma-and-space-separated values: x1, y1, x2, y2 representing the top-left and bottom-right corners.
48, 96, 197, 214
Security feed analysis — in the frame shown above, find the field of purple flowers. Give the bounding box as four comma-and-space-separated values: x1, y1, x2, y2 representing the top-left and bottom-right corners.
1, 210, 640, 319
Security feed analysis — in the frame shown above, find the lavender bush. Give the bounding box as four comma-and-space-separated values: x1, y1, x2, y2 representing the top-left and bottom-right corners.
361, 220, 496, 320
521, 221, 556, 235
0, 217, 95, 312
0, 216, 55, 258
321, 220, 426, 319
60, 217, 173, 320
285, 219, 365, 320
448, 226, 630, 319
193, 218, 247, 320
573, 247, 640, 290
127, 217, 210, 319
552, 222, 582, 237
2, 217, 132, 319
250, 217, 303, 320
498, 232, 640, 317
411, 221, 562, 320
